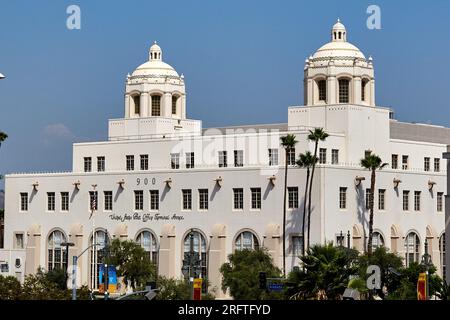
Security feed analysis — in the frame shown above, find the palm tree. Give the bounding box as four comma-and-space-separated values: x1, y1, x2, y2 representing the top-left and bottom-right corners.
360, 152, 387, 256
280, 134, 298, 278
296, 152, 317, 257
306, 128, 328, 251
0, 131, 7, 148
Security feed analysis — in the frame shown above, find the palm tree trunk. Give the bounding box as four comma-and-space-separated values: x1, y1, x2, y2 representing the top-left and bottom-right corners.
307, 142, 319, 251
301, 168, 310, 257
367, 168, 376, 256
282, 149, 289, 278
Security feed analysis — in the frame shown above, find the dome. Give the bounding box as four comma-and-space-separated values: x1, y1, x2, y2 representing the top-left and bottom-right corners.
131, 41, 180, 78
311, 19, 366, 60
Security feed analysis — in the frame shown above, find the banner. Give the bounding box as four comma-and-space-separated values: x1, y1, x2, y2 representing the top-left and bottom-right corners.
193, 278, 202, 300
99, 265, 118, 294
417, 272, 427, 300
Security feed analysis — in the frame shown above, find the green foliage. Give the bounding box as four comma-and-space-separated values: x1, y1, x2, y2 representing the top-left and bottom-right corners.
0, 208, 4, 220
307, 128, 329, 143
104, 239, 157, 289
286, 243, 359, 300
360, 153, 388, 171
280, 134, 298, 150
0, 275, 22, 300
220, 248, 282, 300
357, 246, 404, 298
0, 131, 7, 148
155, 276, 191, 300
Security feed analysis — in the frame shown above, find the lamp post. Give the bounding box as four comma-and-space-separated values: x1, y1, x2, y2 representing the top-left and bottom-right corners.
72, 243, 100, 300
181, 229, 202, 300
61, 241, 75, 289
420, 238, 433, 300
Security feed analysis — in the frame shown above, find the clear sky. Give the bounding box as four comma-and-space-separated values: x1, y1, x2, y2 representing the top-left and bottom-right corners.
1, 0, 450, 185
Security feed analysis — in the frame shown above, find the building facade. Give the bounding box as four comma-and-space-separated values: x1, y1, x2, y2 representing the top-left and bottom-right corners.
0, 21, 448, 297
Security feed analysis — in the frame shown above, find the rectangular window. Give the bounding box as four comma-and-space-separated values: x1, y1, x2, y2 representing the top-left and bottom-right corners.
403, 190, 410, 211
14, 233, 24, 249
292, 235, 304, 256
365, 188, 371, 210
234, 150, 243, 167
288, 187, 299, 209
319, 148, 326, 164
233, 188, 244, 210
437, 192, 444, 212
134, 190, 144, 211
171, 153, 180, 169
140, 154, 149, 171
434, 158, 440, 172
378, 189, 385, 210
218, 151, 227, 168
339, 187, 347, 209
268, 148, 278, 166
151, 95, 161, 116
47, 192, 55, 212
61, 192, 69, 212
172, 96, 177, 115
402, 155, 408, 170
97, 156, 105, 172
414, 191, 421, 211
391, 154, 398, 169
199, 189, 209, 210
186, 152, 195, 169
89, 191, 98, 211
331, 149, 339, 165
318, 80, 327, 101
424, 157, 430, 172
287, 148, 296, 166
104, 191, 113, 211
84, 157, 92, 172
182, 189, 192, 210
150, 190, 159, 211
20, 193, 28, 211
251, 188, 262, 210
133, 95, 140, 115
361, 79, 367, 101
338, 79, 349, 103
126, 155, 135, 171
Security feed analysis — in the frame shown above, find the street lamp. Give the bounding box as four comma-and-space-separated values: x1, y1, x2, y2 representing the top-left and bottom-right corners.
72, 243, 100, 300
181, 229, 202, 300
61, 241, 75, 289
420, 239, 433, 300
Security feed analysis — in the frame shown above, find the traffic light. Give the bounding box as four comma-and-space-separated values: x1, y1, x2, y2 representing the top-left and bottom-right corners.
259, 272, 267, 290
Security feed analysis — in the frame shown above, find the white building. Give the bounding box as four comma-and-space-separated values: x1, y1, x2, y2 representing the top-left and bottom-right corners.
1, 20, 448, 297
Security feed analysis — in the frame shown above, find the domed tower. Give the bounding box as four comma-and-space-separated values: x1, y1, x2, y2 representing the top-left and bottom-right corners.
124, 41, 186, 119
304, 19, 375, 107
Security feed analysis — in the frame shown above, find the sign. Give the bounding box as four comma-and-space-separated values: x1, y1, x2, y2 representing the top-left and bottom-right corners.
109, 212, 185, 223
417, 272, 427, 300
99, 265, 117, 294
268, 282, 284, 292
193, 278, 202, 300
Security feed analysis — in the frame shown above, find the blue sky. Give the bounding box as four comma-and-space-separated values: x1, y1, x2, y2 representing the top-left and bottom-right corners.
1, 0, 450, 185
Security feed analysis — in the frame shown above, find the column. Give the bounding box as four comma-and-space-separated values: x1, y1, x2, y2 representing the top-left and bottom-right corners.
158, 224, 176, 278
264, 224, 281, 269
140, 93, 149, 117
163, 92, 172, 118
327, 75, 336, 104
353, 76, 361, 105
181, 94, 187, 119
370, 79, 376, 107
124, 94, 130, 118
25, 225, 41, 275
208, 224, 227, 299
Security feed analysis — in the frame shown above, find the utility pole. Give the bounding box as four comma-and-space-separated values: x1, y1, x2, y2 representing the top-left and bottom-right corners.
61, 241, 75, 289
189, 229, 195, 300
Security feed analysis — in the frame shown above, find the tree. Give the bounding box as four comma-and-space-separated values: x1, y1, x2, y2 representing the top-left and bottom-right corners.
306, 128, 328, 251
220, 248, 282, 300
357, 246, 403, 298
280, 134, 298, 277
104, 239, 156, 290
296, 151, 317, 257
0, 131, 7, 149
286, 243, 359, 300
360, 152, 387, 256
154, 276, 215, 300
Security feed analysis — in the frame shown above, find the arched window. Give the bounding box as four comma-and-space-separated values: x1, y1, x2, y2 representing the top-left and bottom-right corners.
90, 230, 109, 289
172, 96, 178, 115
133, 95, 140, 115
235, 231, 259, 251
404, 232, 420, 267
338, 79, 350, 103
372, 231, 384, 251
47, 230, 67, 271
338, 32, 342, 39
136, 230, 158, 263
182, 231, 208, 292
440, 234, 446, 281
361, 79, 368, 101
318, 80, 327, 101
151, 95, 161, 116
